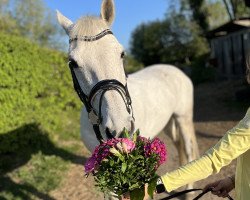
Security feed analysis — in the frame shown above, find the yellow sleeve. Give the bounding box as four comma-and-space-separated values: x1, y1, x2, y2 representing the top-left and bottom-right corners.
161, 108, 250, 192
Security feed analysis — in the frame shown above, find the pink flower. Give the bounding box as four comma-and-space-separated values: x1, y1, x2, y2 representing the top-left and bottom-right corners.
144, 137, 167, 166
120, 138, 135, 153
85, 136, 166, 174
91, 138, 122, 164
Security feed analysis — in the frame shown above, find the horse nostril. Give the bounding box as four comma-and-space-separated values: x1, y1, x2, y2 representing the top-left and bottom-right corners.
105, 128, 115, 139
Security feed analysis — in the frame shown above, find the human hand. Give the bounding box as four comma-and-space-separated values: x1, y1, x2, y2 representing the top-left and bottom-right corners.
121, 192, 150, 200
120, 185, 150, 200
121, 192, 130, 200
203, 176, 235, 198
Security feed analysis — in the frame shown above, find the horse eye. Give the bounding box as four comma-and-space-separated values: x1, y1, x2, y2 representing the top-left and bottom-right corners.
121, 51, 126, 59
69, 59, 79, 69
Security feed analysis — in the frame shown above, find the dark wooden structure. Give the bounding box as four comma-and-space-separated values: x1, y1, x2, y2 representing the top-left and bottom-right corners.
207, 18, 250, 79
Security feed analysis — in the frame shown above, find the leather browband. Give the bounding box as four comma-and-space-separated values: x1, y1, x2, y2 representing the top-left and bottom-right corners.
69, 29, 113, 43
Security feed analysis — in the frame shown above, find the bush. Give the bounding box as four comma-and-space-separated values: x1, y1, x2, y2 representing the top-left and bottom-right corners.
0, 32, 80, 142
124, 55, 144, 74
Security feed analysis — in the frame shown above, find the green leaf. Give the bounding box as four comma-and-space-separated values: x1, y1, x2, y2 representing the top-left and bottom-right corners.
129, 183, 140, 190
122, 128, 130, 138
130, 187, 145, 200
121, 162, 127, 173
147, 176, 159, 199
133, 130, 139, 142
110, 159, 114, 166
119, 155, 125, 162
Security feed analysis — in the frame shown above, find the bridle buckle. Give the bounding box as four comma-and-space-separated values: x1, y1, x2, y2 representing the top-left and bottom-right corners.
88, 110, 100, 125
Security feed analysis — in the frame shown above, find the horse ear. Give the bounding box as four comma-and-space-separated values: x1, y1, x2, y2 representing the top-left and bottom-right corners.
56, 10, 73, 35
100, 0, 115, 26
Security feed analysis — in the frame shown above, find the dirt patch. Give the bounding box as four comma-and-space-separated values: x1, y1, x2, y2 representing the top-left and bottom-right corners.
51, 80, 247, 200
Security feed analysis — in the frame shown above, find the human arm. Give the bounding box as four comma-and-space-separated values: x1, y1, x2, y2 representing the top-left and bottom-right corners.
161, 108, 250, 192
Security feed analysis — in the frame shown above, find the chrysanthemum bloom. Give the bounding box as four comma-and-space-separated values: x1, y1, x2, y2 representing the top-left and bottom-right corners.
85, 140, 120, 173
92, 139, 121, 163
84, 156, 97, 173
137, 136, 149, 144
144, 137, 167, 165
120, 138, 135, 153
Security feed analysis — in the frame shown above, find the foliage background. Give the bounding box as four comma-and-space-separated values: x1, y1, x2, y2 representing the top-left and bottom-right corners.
0, 0, 65, 50
0, 32, 84, 199
0, 33, 80, 135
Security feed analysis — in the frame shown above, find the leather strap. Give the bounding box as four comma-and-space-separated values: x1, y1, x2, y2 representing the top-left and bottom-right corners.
160, 188, 234, 200
68, 63, 133, 144
69, 29, 113, 43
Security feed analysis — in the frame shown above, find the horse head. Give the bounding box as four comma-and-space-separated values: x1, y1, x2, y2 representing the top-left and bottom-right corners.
57, 0, 134, 141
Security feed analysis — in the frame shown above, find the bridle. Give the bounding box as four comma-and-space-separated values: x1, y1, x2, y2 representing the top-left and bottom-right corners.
68, 29, 134, 144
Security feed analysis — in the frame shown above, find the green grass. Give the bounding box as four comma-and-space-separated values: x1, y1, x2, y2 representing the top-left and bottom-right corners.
0, 109, 83, 200
14, 152, 69, 193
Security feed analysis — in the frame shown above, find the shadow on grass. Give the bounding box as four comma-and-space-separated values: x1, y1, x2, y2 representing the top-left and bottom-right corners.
0, 176, 55, 200
0, 123, 87, 200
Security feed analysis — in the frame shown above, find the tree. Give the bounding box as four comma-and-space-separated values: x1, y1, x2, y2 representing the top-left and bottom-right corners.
130, 21, 166, 66
181, 0, 230, 31
124, 54, 144, 74
14, 0, 64, 48
0, 0, 8, 11
182, 0, 249, 32
130, 10, 209, 66
0, 0, 20, 35
0, 0, 65, 50
188, 0, 209, 32
222, 0, 250, 19
206, 1, 230, 29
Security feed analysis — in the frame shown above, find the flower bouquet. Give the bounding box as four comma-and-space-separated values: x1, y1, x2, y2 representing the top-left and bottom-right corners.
84, 130, 167, 200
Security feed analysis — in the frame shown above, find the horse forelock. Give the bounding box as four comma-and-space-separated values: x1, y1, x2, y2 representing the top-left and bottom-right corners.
70, 16, 109, 38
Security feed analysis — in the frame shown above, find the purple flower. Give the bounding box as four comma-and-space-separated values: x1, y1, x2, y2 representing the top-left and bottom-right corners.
91, 138, 121, 164
84, 156, 96, 173
144, 137, 167, 166
137, 136, 149, 144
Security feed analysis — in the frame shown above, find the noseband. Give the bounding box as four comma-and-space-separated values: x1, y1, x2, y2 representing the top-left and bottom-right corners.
68, 29, 134, 144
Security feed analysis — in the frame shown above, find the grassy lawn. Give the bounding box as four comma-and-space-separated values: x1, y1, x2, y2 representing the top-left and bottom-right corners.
0, 108, 84, 200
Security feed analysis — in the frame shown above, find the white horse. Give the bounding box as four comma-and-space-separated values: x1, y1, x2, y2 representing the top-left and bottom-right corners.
57, 0, 199, 199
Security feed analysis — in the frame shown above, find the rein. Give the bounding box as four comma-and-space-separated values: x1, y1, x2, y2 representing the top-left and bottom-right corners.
159, 188, 234, 200
68, 29, 134, 144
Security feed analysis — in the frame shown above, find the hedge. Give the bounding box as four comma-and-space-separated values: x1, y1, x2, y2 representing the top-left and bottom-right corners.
0, 32, 80, 136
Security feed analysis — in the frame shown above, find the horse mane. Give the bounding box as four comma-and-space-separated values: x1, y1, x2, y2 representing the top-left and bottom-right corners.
70, 16, 109, 38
